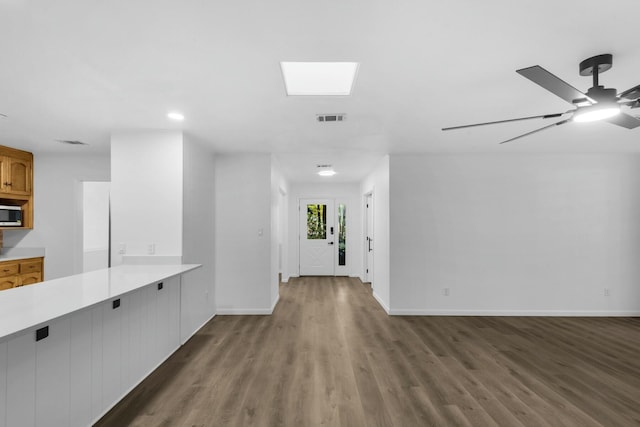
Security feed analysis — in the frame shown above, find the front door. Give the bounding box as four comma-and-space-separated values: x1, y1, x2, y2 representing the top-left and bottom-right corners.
299, 199, 335, 276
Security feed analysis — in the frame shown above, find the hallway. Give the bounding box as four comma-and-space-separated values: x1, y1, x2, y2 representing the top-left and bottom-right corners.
96, 277, 640, 426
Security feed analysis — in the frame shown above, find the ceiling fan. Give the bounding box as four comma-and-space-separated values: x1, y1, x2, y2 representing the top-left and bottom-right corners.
442, 54, 640, 144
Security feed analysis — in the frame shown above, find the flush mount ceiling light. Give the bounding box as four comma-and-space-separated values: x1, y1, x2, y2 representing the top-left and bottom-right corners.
573, 102, 621, 123
167, 111, 185, 121
317, 164, 337, 177
280, 62, 359, 96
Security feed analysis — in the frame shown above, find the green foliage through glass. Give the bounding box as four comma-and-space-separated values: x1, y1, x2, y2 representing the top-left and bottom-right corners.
338, 204, 346, 265
307, 204, 326, 239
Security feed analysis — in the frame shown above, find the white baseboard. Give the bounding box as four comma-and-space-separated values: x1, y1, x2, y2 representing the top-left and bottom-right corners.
215, 308, 273, 315
388, 308, 640, 316
271, 294, 280, 312
216, 307, 274, 315
216, 295, 280, 316
372, 291, 390, 314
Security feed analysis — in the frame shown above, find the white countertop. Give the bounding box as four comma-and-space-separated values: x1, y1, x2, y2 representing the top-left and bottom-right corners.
0, 247, 46, 262
0, 264, 201, 340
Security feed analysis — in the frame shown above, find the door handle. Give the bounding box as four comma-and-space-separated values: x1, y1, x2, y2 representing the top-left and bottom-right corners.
328, 241, 334, 245
368, 237, 373, 252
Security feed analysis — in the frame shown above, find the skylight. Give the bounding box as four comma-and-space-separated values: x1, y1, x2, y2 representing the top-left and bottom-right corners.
280, 62, 359, 96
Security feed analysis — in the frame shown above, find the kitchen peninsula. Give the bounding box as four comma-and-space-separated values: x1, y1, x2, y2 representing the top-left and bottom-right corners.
0, 263, 201, 427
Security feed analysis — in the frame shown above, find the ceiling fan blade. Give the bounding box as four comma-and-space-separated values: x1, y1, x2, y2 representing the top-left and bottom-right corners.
499, 119, 570, 144
618, 84, 640, 100
517, 66, 592, 105
606, 112, 640, 129
442, 112, 569, 131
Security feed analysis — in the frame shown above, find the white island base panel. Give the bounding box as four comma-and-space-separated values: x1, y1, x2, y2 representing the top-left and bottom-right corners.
0, 264, 202, 427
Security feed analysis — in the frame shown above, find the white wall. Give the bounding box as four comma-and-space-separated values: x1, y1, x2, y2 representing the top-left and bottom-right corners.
181, 136, 216, 338
389, 154, 640, 316
3, 153, 110, 280
287, 181, 362, 280
360, 156, 390, 312
110, 131, 183, 266
214, 154, 273, 314
271, 156, 288, 307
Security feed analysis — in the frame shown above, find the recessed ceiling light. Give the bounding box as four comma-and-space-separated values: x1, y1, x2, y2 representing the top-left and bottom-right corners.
167, 111, 185, 121
318, 170, 337, 177
281, 62, 359, 96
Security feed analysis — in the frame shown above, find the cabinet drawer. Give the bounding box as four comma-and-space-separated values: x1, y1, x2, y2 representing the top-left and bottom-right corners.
0, 262, 19, 277
20, 260, 42, 274
19, 272, 42, 286
0, 276, 18, 290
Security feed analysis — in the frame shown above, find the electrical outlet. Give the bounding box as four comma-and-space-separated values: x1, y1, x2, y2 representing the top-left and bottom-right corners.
442, 288, 450, 296
604, 288, 610, 297
148, 243, 156, 255
118, 243, 126, 254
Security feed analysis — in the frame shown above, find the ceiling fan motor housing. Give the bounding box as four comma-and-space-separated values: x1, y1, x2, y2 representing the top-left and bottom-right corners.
586, 86, 618, 102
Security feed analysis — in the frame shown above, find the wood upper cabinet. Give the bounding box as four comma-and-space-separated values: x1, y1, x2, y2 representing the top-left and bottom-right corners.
0, 147, 33, 196
0, 145, 34, 229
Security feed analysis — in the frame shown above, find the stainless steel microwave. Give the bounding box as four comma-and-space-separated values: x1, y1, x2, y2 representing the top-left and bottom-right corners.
0, 205, 22, 226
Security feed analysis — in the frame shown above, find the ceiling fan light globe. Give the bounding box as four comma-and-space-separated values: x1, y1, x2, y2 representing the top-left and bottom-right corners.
573, 105, 621, 123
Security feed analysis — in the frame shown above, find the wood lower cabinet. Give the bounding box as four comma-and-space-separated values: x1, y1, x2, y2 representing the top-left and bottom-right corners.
0, 257, 44, 290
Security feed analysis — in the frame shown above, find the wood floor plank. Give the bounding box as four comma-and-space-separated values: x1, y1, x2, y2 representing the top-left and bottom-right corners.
96, 277, 640, 427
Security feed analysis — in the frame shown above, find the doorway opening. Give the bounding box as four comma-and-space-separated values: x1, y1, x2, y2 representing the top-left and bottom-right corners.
364, 192, 374, 288
278, 187, 287, 283
82, 181, 110, 272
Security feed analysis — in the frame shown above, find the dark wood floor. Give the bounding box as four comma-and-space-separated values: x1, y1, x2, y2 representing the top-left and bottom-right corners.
96, 277, 640, 427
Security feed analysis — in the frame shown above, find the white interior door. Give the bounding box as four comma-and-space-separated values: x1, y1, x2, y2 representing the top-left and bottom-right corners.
299, 199, 335, 276
365, 193, 374, 283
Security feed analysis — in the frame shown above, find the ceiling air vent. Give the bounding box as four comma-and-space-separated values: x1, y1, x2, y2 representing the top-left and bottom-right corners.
317, 113, 346, 122
57, 139, 88, 146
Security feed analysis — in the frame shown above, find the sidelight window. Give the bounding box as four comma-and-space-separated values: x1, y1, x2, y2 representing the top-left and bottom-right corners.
338, 204, 346, 265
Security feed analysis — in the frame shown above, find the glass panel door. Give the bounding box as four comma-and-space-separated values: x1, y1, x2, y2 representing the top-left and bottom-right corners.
299, 199, 334, 276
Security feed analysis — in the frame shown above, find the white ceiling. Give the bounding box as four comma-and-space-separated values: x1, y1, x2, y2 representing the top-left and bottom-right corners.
1, 1, 639, 182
